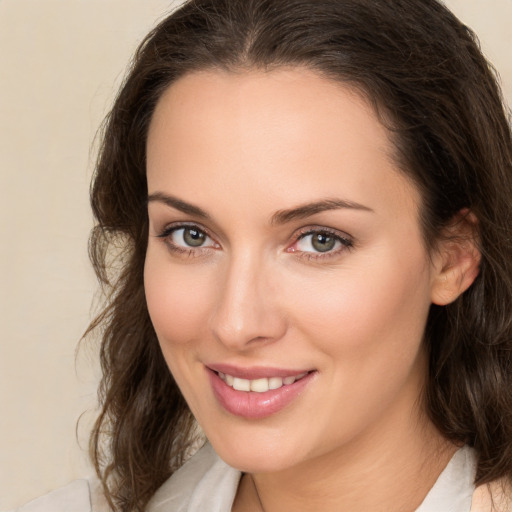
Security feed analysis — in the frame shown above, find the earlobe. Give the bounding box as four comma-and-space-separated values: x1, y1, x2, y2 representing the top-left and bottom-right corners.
430, 210, 481, 306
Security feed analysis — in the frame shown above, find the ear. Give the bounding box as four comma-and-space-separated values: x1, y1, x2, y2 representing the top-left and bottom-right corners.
430, 210, 481, 306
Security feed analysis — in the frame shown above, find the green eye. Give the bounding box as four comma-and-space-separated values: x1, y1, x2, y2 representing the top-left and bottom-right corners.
293, 229, 352, 256
161, 226, 216, 249
311, 233, 336, 252
182, 227, 207, 247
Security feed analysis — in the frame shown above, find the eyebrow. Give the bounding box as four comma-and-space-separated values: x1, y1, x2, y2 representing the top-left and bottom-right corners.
270, 198, 374, 225
147, 192, 373, 224
147, 192, 210, 219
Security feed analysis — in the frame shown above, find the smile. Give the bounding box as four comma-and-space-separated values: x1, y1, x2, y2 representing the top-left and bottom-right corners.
207, 365, 316, 419
217, 371, 308, 393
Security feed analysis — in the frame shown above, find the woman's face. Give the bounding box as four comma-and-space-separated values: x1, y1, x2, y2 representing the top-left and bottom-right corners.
145, 68, 439, 473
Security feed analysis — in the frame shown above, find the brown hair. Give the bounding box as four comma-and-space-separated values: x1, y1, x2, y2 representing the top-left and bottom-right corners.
87, 0, 512, 509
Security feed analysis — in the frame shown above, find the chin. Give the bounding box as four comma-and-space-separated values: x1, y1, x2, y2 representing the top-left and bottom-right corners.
204, 423, 306, 473
217, 446, 300, 474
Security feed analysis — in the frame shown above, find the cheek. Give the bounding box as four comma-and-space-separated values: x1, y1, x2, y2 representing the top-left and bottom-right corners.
144, 252, 215, 349
276, 250, 432, 446
284, 246, 432, 363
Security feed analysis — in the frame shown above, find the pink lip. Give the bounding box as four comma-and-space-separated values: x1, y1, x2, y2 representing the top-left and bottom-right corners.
206, 366, 316, 419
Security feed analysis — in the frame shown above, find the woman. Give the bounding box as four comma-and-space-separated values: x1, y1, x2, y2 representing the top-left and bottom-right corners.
15, 0, 512, 511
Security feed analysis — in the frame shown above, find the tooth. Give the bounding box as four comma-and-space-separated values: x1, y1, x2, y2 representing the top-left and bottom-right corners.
250, 378, 269, 393
268, 377, 283, 390
233, 377, 251, 391
223, 372, 307, 391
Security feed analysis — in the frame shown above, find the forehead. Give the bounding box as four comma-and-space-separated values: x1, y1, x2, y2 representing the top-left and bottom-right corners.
148, 68, 388, 161
146, 68, 420, 220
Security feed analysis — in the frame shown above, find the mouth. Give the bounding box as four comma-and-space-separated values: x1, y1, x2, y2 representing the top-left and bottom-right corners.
216, 371, 309, 393
206, 365, 316, 419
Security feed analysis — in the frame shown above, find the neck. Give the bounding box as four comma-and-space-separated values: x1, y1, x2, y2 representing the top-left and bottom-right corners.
233, 411, 457, 512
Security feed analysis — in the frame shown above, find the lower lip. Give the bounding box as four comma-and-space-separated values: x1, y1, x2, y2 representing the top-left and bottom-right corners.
207, 369, 315, 419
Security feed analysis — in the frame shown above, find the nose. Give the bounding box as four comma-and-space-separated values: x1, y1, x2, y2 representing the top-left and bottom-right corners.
209, 251, 287, 350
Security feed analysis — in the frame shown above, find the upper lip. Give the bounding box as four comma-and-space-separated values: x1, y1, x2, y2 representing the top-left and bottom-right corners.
206, 363, 313, 380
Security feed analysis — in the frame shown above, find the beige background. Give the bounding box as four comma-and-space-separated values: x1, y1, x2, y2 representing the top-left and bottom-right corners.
0, 1, 510, 510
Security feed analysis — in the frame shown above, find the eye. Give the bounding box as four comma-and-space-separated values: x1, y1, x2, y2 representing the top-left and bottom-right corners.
288, 228, 353, 257
157, 224, 218, 253
172, 227, 211, 247
297, 232, 339, 253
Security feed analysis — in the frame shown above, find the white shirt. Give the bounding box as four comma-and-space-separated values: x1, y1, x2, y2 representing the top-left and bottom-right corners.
11, 443, 488, 512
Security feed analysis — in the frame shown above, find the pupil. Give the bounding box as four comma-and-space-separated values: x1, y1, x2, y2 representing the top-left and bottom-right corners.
184, 228, 205, 247
312, 233, 335, 252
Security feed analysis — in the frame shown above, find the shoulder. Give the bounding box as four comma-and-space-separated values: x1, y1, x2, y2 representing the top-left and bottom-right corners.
147, 442, 241, 512
10, 446, 239, 512
9, 478, 110, 512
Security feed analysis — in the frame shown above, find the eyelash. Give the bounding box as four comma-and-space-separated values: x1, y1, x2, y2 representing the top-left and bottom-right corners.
156, 223, 218, 258
289, 227, 354, 261
155, 223, 353, 260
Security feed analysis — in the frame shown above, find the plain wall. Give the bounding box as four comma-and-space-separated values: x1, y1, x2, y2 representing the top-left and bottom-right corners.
0, 1, 510, 510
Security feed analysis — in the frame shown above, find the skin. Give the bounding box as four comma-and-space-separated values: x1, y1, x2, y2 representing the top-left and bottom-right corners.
144, 68, 480, 511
